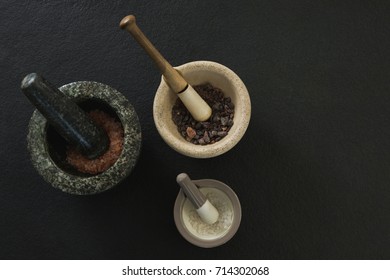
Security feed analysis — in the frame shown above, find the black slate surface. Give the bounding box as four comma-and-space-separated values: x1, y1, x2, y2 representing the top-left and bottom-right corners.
1, 0, 389, 259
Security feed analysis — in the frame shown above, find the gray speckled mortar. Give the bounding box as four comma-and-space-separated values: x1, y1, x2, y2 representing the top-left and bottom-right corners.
27, 81, 141, 195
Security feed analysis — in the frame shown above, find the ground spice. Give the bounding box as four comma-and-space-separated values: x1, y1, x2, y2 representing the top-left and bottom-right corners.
66, 110, 124, 175
185, 189, 234, 238
172, 83, 234, 145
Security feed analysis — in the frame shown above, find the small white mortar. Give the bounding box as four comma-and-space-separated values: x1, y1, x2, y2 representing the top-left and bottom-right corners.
153, 61, 251, 158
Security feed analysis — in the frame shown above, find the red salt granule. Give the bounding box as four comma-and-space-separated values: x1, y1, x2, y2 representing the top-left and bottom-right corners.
66, 110, 124, 175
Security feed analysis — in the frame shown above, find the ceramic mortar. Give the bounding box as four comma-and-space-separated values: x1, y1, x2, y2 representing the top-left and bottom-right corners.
174, 178, 242, 248
153, 60, 251, 158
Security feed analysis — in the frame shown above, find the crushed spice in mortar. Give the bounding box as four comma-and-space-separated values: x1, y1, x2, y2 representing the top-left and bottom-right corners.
66, 110, 124, 175
172, 83, 234, 145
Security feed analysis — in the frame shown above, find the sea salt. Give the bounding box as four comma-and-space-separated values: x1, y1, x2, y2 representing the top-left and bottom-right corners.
182, 187, 234, 240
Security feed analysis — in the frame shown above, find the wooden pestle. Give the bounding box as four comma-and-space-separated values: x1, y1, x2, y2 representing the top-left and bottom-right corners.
21, 73, 109, 159
120, 15, 212, 122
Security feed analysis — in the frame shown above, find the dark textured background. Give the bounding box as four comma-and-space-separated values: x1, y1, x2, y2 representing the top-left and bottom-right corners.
1, 0, 389, 259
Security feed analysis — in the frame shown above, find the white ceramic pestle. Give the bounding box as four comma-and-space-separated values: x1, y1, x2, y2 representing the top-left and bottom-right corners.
176, 173, 219, 224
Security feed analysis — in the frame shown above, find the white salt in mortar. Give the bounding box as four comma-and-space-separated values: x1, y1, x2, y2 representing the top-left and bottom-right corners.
174, 179, 241, 248
182, 188, 234, 240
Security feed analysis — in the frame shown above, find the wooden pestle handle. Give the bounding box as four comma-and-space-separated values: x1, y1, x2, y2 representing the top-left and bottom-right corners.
120, 15, 187, 93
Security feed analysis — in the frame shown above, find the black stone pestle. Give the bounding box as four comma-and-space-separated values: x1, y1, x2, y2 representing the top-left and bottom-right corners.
21, 73, 109, 159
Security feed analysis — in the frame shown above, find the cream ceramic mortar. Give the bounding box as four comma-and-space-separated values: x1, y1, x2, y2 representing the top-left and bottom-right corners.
153, 61, 251, 158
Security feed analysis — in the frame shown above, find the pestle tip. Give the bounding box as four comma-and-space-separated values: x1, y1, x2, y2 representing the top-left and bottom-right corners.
197, 200, 219, 225
21, 73, 40, 90
176, 172, 189, 184
177, 85, 212, 122
120, 15, 136, 30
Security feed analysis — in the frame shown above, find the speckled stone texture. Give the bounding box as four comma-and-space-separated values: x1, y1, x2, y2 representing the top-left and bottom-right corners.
27, 81, 141, 195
